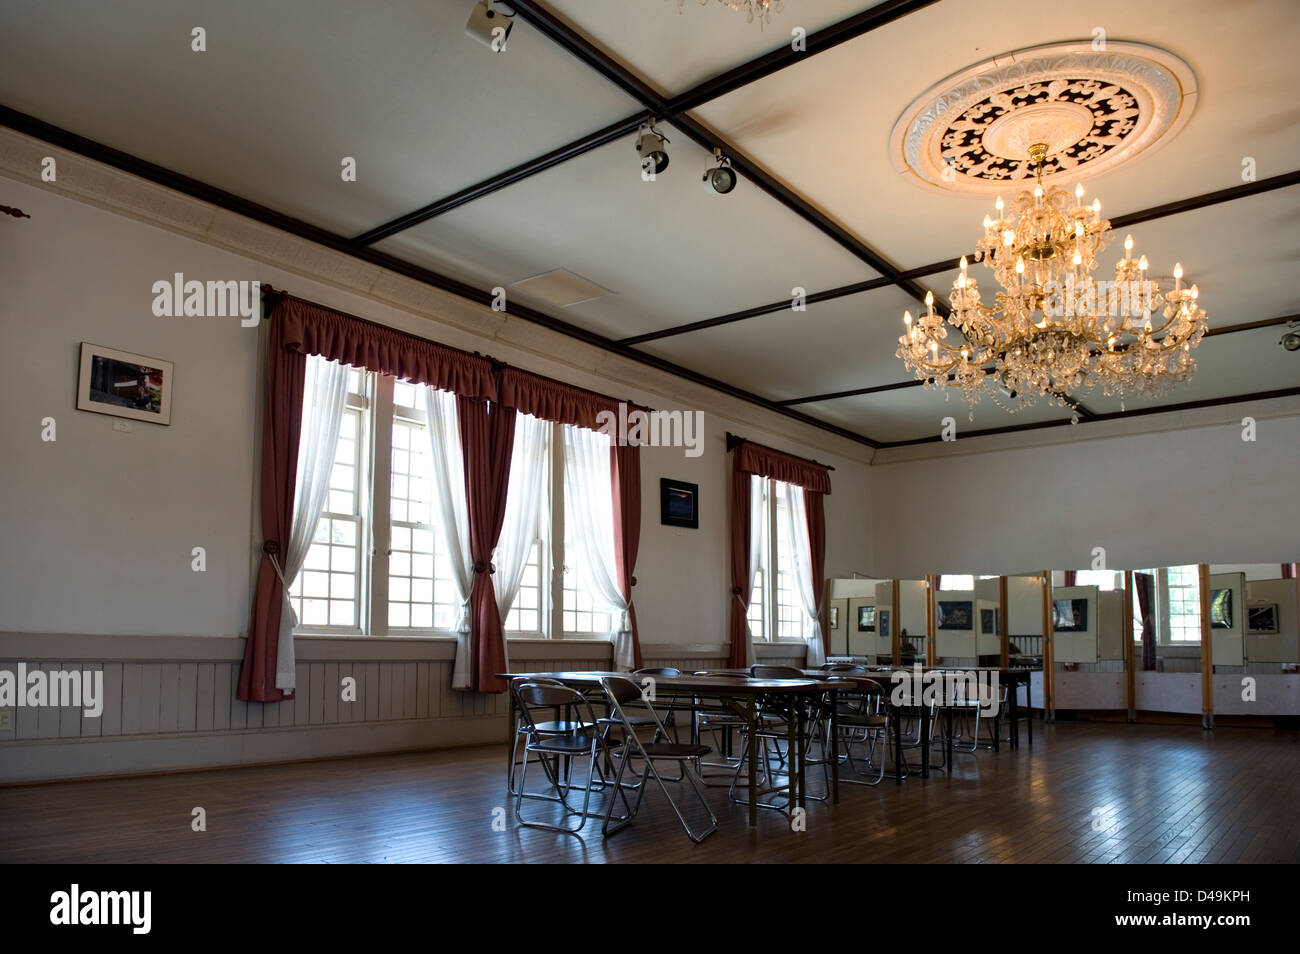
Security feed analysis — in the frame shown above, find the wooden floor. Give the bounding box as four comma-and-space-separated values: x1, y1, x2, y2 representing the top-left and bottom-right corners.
1, 721, 1298, 863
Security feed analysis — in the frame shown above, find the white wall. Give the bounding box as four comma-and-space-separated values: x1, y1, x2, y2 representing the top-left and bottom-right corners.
870, 415, 1300, 578
0, 179, 874, 646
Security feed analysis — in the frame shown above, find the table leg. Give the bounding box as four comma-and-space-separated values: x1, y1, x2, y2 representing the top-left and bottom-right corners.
506, 690, 516, 794
945, 705, 953, 769
1026, 676, 1033, 747
747, 701, 758, 828
921, 705, 931, 778
829, 688, 839, 804
795, 699, 805, 810
1010, 677, 1020, 749
894, 703, 903, 784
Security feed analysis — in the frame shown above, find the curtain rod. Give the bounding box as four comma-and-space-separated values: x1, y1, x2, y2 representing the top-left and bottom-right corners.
725, 431, 835, 471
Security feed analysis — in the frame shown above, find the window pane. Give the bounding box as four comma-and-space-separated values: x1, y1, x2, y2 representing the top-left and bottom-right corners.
774, 482, 809, 642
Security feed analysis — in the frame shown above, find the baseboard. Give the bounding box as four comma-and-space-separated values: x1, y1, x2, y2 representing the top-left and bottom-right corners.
0, 714, 508, 784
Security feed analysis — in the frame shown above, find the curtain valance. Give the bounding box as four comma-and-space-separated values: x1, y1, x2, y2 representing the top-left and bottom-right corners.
498, 367, 630, 430
734, 440, 832, 495
274, 295, 497, 400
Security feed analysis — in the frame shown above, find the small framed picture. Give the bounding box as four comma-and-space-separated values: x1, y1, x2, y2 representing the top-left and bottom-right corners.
77, 342, 174, 425
878, 608, 891, 639
660, 478, 698, 529
857, 605, 876, 632
828, 606, 839, 629
1247, 603, 1279, 635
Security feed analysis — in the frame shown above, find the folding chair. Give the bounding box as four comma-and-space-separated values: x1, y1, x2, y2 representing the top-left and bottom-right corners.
512, 680, 628, 835
599, 676, 717, 843
508, 676, 594, 798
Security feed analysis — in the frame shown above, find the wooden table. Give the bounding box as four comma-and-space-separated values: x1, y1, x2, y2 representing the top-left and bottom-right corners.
499, 671, 840, 827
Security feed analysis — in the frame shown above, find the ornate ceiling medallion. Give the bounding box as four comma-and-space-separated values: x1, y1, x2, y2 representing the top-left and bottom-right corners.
889, 42, 1197, 194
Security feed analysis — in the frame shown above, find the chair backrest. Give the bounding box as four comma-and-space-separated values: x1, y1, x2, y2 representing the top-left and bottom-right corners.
822, 663, 868, 674
600, 676, 671, 740
512, 679, 597, 736
634, 667, 681, 678
750, 665, 803, 679
692, 670, 748, 678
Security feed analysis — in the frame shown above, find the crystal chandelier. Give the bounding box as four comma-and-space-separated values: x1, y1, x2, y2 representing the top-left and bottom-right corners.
676, 0, 783, 27
897, 143, 1208, 418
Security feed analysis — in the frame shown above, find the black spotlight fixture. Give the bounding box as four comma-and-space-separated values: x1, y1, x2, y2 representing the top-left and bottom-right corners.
635, 123, 670, 176
702, 148, 737, 195
1282, 330, 1300, 352
465, 1, 512, 51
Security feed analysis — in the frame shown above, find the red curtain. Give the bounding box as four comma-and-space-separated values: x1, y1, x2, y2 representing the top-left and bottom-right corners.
611, 443, 643, 670
1135, 572, 1156, 671
1284, 564, 1296, 579
728, 460, 753, 669
458, 396, 516, 694
239, 312, 307, 702
278, 295, 496, 399
498, 367, 626, 429
736, 440, 832, 493
804, 489, 829, 657
1063, 570, 1078, 586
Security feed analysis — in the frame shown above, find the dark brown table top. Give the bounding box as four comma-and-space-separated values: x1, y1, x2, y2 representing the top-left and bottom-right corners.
498, 670, 833, 695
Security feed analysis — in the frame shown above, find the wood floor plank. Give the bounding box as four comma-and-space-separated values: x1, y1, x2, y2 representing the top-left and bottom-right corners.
0, 721, 1297, 863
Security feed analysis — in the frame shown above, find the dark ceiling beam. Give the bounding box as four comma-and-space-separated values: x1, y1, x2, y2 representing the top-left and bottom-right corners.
877, 386, 1300, 449
621, 170, 1300, 345
353, 0, 940, 248
0, 105, 880, 448
664, 0, 944, 113
778, 312, 1300, 407
350, 112, 649, 245
505, 0, 942, 319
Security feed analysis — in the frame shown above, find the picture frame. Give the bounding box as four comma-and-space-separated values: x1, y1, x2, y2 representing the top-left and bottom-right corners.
77, 342, 174, 425
936, 600, 973, 630
1052, 598, 1089, 633
1209, 588, 1233, 630
980, 607, 1000, 635
659, 478, 698, 529
828, 606, 839, 629
1247, 603, 1279, 635
857, 605, 876, 632
878, 608, 891, 640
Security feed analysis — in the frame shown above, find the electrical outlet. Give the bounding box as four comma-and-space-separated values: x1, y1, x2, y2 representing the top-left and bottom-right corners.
0, 709, 13, 732
113, 418, 133, 433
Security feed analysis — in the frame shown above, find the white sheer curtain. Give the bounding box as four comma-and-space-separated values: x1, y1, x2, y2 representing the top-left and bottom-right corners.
562, 424, 635, 670
780, 481, 825, 667
422, 386, 474, 689
276, 355, 350, 691
741, 474, 765, 667
494, 412, 549, 634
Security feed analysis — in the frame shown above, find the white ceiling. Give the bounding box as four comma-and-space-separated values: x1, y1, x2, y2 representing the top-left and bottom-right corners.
2, 0, 1297, 444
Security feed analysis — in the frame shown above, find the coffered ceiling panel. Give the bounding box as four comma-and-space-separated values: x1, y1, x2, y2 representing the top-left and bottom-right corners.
373, 121, 880, 342
799, 384, 1076, 444
0, 0, 640, 236
544, 0, 888, 94
692, 0, 1300, 269
635, 285, 921, 402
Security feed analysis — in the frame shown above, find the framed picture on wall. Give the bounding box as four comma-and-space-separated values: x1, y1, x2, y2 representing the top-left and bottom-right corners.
1052, 598, 1088, 632
659, 478, 698, 529
828, 606, 839, 629
878, 608, 891, 639
936, 600, 972, 630
1210, 588, 1234, 629
76, 342, 174, 425
980, 608, 1000, 635
1247, 603, 1279, 634
857, 605, 876, 632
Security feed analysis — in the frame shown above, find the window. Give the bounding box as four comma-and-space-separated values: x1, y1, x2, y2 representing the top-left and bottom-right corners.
1074, 570, 1120, 590
289, 379, 619, 640
939, 574, 975, 590
747, 478, 811, 642
1162, 565, 1201, 643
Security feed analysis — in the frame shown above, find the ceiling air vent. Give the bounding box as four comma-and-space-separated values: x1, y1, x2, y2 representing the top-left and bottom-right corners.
510, 269, 611, 307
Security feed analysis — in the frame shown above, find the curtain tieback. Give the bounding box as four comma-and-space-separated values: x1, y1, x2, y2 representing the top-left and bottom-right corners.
472, 561, 496, 574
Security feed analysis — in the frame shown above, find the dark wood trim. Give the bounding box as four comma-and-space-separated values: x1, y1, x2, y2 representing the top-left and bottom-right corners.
0, 105, 881, 449
875, 386, 1300, 449
351, 112, 650, 245
998, 576, 1010, 670
622, 173, 1300, 345
1205, 314, 1299, 337
1198, 563, 1213, 729
501, 1, 943, 317
1123, 570, 1136, 719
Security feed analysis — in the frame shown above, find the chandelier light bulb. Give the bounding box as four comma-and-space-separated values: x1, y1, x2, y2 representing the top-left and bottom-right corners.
983, 215, 992, 229
1003, 229, 1015, 246
1191, 284, 1199, 299
903, 310, 912, 326
1072, 250, 1082, 266
1075, 182, 1085, 201
1138, 254, 1149, 271
995, 196, 1004, 213
1015, 257, 1025, 275
1091, 198, 1101, 216
1124, 234, 1134, 258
